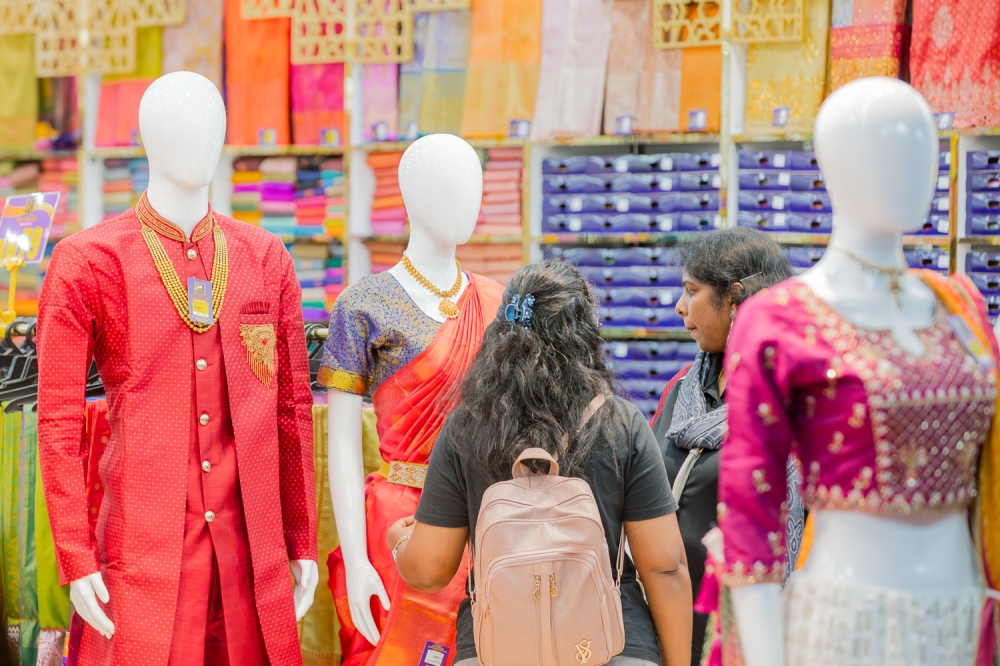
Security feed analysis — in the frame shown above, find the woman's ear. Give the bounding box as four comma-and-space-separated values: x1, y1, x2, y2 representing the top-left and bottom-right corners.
726, 282, 746, 310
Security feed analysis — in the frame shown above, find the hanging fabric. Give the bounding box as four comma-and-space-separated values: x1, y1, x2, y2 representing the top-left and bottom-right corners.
398, 13, 431, 139
743, 0, 831, 134
460, 0, 544, 138
362, 64, 400, 142
829, 0, 908, 91
530, 0, 614, 140
162, 0, 224, 91
910, 0, 1000, 127
225, 0, 291, 146
291, 63, 346, 147
0, 35, 38, 150
96, 27, 163, 147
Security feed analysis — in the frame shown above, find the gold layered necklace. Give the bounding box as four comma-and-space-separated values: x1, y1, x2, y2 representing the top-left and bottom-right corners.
838, 247, 907, 304
401, 255, 463, 319
138, 209, 229, 333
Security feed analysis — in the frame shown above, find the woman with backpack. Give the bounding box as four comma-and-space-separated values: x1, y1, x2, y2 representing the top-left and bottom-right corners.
389, 260, 692, 666
648, 227, 800, 665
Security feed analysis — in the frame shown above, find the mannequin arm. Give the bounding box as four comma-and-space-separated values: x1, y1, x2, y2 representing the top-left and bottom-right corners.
276, 248, 318, 561
290, 559, 319, 620
70, 572, 115, 639
328, 391, 389, 645
731, 584, 785, 666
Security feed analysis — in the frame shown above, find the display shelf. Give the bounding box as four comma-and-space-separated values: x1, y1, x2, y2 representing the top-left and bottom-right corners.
537, 232, 711, 246
223, 145, 346, 157
735, 132, 813, 144
600, 327, 691, 341
357, 132, 722, 154
959, 237, 1000, 245
364, 233, 524, 245
85, 147, 146, 159
0, 148, 79, 160
359, 137, 529, 153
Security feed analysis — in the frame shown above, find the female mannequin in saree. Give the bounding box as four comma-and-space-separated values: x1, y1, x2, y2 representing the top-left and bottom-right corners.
720, 78, 999, 666
318, 134, 504, 666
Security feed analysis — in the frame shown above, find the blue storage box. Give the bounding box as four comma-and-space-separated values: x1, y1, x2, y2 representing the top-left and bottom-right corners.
789, 172, 827, 192
599, 307, 685, 328
968, 173, 1000, 192
904, 248, 949, 271
594, 287, 683, 308
967, 215, 1000, 236
678, 171, 722, 192
622, 379, 671, 401
604, 340, 680, 360
786, 247, 826, 268
542, 175, 608, 194
968, 272, 1000, 295
787, 192, 833, 213
541, 155, 590, 175
968, 193, 1000, 215
542, 213, 607, 233
967, 151, 1000, 172
788, 151, 820, 170
738, 170, 792, 191
965, 251, 1000, 273
614, 360, 683, 381
577, 266, 684, 287
738, 150, 793, 170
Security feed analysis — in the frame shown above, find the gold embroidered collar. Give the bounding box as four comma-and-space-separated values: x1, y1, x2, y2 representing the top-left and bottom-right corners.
136, 191, 215, 243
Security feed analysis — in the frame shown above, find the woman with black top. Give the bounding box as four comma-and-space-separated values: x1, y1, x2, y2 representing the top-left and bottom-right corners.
649, 227, 802, 665
388, 260, 693, 666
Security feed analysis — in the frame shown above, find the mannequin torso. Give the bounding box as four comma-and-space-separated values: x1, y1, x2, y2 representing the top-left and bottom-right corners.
729, 78, 988, 666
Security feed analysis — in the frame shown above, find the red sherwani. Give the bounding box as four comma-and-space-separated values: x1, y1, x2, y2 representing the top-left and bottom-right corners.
37, 197, 317, 666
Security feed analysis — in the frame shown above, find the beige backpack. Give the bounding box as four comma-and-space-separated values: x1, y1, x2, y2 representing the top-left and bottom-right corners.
470, 395, 626, 666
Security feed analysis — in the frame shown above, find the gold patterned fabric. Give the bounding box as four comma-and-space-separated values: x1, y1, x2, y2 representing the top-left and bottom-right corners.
829, 0, 907, 91
0, 35, 38, 149
162, 0, 223, 90
743, 0, 829, 135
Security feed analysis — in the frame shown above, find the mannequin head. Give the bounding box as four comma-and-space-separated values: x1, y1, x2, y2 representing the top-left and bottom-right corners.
398, 134, 482, 247
138, 72, 226, 190
815, 77, 937, 235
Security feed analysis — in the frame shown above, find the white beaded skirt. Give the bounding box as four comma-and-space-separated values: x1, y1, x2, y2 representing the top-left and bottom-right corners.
783, 574, 983, 666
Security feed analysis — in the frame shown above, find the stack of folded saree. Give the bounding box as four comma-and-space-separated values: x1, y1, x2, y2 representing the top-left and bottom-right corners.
39, 157, 80, 241
366, 239, 405, 274
231, 158, 264, 226
293, 157, 328, 239
455, 243, 522, 286
259, 157, 298, 237
476, 147, 523, 237
367, 151, 407, 236
295, 241, 343, 323
321, 158, 346, 240
102, 159, 135, 221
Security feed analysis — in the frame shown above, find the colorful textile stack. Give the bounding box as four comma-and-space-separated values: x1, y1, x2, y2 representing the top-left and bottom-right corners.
455, 243, 521, 285
39, 157, 80, 241
319, 158, 346, 240
258, 156, 297, 237
295, 241, 344, 323
540, 152, 722, 234
366, 240, 404, 274
368, 152, 407, 236
231, 157, 264, 226
477, 147, 523, 236
102, 158, 146, 221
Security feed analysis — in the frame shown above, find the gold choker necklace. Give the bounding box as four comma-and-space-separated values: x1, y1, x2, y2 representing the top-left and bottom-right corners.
138, 209, 229, 332
401, 255, 463, 319
838, 247, 907, 303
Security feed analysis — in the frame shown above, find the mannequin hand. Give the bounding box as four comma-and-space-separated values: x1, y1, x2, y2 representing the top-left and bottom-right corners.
70, 572, 115, 639
344, 557, 390, 646
290, 559, 319, 621
387, 516, 416, 553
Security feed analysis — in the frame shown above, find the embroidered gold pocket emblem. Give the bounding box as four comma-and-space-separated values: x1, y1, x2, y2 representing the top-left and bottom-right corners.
575, 640, 592, 663
240, 324, 276, 387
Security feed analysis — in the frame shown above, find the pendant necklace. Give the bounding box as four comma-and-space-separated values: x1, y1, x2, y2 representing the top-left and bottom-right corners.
838, 247, 907, 306
401, 255, 463, 319
137, 208, 229, 333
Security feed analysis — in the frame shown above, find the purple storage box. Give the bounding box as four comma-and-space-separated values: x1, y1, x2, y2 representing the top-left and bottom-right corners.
738, 150, 793, 170
789, 172, 827, 192
786, 213, 833, 233
984, 295, 1000, 321
939, 149, 952, 171
578, 266, 684, 287
674, 152, 721, 172
968, 272, 1000, 295
904, 249, 948, 271
928, 194, 950, 214
614, 360, 683, 381
672, 192, 720, 212
787, 247, 826, 268
738, 171, 792, 191
632, 400, 661, 421
738, 191, 791, 212
543, 195, 609, 215
967, 215, 1000, 236
541, 155, 590, 175
967, 151, 1000, 172
677, 342, 699, 360
595, 287, 683, 308
549, 247, 676, 268
610, 174, 659, 194
542, 175, 608, 194
622, 379, 669, 401
965, 251, 1000, 273
678, 171, 722, 192
599, 307, 684, 328
968, 173, 1000, 192
676, 213, 722, 231
603, 155, 658, 174
606, 213, 660, 233
788, 192, 833, 213
968, 193, 1000, 215
542, 213, 607, 233
789, 151, 820, 170
915, 214, 949, 235
604, 340, 680, 361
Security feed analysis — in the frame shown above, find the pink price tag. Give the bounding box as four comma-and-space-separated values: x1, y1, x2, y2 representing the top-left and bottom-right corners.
0, 191, 60, 264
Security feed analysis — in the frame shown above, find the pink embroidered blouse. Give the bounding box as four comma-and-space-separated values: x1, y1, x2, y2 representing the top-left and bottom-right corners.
719, 280, 997, 585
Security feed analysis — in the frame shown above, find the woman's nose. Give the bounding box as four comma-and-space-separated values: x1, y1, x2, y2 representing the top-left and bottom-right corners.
675, 294, 687, 317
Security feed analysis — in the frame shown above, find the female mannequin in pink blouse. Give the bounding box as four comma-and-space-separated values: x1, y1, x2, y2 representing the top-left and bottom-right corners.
721, 78, 995, 666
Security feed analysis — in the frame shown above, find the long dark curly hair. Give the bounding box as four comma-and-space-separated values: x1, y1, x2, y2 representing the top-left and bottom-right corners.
446, 260, 620, 482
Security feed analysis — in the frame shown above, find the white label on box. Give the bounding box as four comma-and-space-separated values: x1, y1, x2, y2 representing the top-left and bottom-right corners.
772, 107, 789, 127
615, 158, 629, 173
773, 153, 787, 168
938, 219, 949, 233
937, 197, 950, 211
945, 151, 952, 166
659, 290, 675, 305
373, 122, 388, 141
936, 112, 955, 131
688, 109, 707, 131
778, 172, 791, 186
711, 175, 722, 188
713, 214, 722, 228
616, 198, 630, 213
614, 115, 634, 136
659, 156, 674, 171
568, 216, 583, 231
658, 216, 674, 231
710, 153, 722, 167
509, 120, 531, 138
937, 175, 949, 190
569, 197, 583, 212
405, 122, 418, 140
937, 254, 949, 268
612, 343, 629, 358
773, 213, 787, 227
659, 178, 673, 191
771, 195, 785, 210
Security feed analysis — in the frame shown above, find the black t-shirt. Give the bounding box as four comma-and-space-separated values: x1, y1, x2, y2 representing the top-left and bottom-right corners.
415, 397, 678, 664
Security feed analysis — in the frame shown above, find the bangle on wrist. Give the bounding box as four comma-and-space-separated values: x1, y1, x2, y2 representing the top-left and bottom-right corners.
391, 534, 410, 561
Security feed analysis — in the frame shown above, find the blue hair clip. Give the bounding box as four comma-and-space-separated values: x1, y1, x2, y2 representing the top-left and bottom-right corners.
504, 294, 535, 329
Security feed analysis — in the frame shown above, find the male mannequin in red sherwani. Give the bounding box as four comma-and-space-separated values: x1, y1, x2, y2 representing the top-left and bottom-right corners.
37, 72, 318, 666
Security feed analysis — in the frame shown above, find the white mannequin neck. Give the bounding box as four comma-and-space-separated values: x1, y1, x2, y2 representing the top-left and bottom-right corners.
138, 71, 226, 241
388, 134, 482, 323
